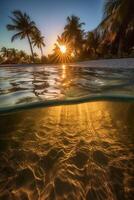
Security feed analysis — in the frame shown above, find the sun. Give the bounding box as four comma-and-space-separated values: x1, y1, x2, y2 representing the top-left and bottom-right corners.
54, 42, 72, 63
59, 45, 67, 54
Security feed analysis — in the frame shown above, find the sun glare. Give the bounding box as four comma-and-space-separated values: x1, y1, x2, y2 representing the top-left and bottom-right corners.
59, 45, 67, 54
71, 52, 75, 57
55, 42, 72, 62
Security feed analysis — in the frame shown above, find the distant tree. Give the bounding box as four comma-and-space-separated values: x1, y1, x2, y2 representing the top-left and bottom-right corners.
0, 47, 9, 59
7, 10, 38, 62
0, 55, 3, 64
9, 48, 18, 60
0, 47, 32, 64
18, 50, 30, 63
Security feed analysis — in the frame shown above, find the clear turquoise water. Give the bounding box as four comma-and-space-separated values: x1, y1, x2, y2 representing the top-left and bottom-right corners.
0, 60, 134, 200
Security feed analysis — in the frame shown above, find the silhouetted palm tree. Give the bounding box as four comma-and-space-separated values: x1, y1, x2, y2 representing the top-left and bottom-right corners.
52, 35, 74, 63
0, 47, 9, 59
99, 0, 134, 56
7, 10, 38, 62
63, 15, 85, 56
32, 30, 45, 57
1, 48, 17, 63
0, 55, 3, 64
18, 50, 29, 63
86, 31, 100, 56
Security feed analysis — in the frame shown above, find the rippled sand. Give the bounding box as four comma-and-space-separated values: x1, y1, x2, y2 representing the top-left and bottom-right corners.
0, 101, 134, 200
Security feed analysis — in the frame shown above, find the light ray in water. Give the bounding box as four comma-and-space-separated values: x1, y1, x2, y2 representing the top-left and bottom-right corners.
0, 60, 134, 199
0, 101, 134, 199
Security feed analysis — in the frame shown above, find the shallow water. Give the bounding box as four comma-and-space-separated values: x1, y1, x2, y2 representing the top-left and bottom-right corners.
0, 101, 134, 200
0, 59, 134, 199
0, 59, 134, 113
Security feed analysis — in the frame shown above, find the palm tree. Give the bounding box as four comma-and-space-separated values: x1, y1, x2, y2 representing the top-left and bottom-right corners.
18, 50, 28, 63
0, 55, 3, 64
86, 31, 100, 56
0, 47, 9, 60
98, 0, 134, 56
63, 15, 85, 56
7, 10, 38, 62
32, 30, 45, 58
51, 35, 74, 63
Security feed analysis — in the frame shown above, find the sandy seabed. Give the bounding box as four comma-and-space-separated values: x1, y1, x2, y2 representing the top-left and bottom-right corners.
0, 101, 134, 200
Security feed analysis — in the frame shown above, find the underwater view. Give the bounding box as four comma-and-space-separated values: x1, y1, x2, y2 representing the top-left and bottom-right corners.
0, 60, 134, 200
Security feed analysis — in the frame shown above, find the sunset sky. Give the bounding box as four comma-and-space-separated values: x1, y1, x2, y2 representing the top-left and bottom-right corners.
0, 0, 104, 56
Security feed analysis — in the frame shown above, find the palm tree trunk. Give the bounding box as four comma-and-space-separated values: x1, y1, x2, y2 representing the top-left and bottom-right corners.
40, 46, 43, 58
94, 48, 97, 56
117, 28, 125, 57
118, 38, 124, 57
117, 19, 128, 57
27, 34, 34, 63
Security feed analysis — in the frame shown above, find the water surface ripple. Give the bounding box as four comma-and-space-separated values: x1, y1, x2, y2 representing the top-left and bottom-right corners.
0, 59, 134, 113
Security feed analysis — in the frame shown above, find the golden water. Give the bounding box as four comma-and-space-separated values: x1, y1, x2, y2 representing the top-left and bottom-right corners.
0, 101, 134, 200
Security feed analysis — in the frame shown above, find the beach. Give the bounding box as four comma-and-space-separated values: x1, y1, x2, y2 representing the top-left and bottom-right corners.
0, 0, 134, 198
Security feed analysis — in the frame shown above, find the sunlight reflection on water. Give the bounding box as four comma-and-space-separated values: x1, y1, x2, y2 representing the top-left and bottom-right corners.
0, 60, 134, 110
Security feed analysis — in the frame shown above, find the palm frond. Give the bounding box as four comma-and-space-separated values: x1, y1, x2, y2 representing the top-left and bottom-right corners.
11, 32, 23, 42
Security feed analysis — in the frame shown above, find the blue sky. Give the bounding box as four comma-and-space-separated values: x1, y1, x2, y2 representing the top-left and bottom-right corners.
0, 0, 104, 55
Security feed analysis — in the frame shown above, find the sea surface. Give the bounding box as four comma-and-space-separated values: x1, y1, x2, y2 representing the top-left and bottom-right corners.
0, 58, 134, 200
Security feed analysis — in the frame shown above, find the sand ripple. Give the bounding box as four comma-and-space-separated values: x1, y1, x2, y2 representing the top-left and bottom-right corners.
0, 101, 134, 200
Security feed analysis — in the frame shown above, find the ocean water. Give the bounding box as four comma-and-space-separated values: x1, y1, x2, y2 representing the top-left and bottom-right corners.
0, 59, 134, 200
